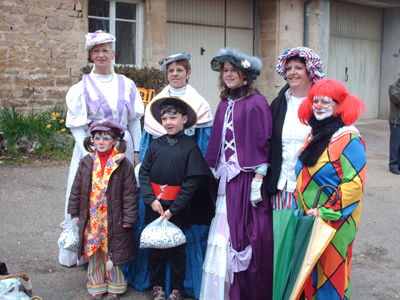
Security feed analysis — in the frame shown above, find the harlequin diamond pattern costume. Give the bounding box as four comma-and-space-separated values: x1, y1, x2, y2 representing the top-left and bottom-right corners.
295, 127, 366, 299
295, 79, 366, 300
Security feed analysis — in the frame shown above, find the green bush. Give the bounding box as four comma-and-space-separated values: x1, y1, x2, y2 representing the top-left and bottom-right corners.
0, 105, 73, 153
81, 65, 168, 94
0, 105, 53, 148
44, 105, 71, 135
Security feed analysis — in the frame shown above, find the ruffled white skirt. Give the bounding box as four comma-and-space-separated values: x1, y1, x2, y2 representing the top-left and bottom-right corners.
199, 195, 230, 300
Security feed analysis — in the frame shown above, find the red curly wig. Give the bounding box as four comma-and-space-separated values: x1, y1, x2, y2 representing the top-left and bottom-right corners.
298, 79, 365, 126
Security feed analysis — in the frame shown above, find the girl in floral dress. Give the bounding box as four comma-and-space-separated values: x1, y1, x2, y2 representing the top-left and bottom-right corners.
68, 119, 138, 300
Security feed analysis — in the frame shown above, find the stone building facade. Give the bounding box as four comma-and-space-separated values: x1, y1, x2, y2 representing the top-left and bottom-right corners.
0, 0, 399, 118
0, 0, 167, 111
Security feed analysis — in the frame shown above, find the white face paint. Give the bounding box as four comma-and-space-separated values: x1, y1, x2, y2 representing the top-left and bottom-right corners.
313, 105, 334, 120
313, 96, 337, 120
93, 132, 115, 152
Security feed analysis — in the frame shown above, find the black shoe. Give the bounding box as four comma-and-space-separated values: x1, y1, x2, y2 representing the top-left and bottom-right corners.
390, 168, 400, 175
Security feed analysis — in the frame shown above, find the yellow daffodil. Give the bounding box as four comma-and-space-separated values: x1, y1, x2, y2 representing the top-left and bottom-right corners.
61, 128, 66, 132
52, 117, 56, 121
34, 117, 38, 121
59, 119, 64, 124
46, 124, 51, 128
51, 112, 55, 118
57, 131, 61, 134
56, 113, 60, 117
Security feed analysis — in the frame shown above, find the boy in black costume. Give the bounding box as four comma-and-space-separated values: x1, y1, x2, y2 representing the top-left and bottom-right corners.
139, 97, 216, 300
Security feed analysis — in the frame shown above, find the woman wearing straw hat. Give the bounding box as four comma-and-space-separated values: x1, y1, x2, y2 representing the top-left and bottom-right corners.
265, 47, 325, 211
295, 79, 366, 299
201, 48, 273, 300
60, 30, 144, 267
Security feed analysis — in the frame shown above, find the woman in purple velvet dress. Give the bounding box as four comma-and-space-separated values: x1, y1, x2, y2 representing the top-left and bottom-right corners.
200, 48, 273, 300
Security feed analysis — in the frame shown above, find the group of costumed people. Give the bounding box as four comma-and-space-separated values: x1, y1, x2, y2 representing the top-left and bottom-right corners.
60, 30, 366, 300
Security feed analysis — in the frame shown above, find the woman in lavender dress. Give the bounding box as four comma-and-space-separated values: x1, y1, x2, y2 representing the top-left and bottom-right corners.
200, 48, 273, 300
59, 30, 144, 267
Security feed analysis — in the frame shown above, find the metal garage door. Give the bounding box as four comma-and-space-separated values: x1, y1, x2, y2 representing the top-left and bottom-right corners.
167, 0, 254, 115
329, 1, 383, 119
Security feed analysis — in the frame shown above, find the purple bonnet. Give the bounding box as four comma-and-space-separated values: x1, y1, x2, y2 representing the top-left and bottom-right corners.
89, 119, 125, 139
85, 30, 116, 51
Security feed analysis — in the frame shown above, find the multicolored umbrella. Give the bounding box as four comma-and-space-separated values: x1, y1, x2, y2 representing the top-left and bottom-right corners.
273, 185, 338, 300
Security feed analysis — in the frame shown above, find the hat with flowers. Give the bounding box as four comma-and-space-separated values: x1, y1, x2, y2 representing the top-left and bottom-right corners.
210, 48, 262, 79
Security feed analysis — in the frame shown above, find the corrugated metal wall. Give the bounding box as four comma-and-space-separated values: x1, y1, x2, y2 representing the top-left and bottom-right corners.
167, 0, 225, 25
226, 0, 253, 28
167, 0, 254, 115
167, 23, 224, 114
329, 1, 383, 119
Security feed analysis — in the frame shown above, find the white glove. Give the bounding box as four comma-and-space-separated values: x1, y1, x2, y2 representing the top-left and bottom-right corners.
250, 178, 263, 208
134, 163, 141, 188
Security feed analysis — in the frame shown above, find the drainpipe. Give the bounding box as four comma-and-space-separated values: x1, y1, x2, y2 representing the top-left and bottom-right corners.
304, 0, 314, 47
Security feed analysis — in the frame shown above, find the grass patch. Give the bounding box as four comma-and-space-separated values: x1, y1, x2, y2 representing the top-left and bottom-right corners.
0, 105, 52, 148
1, 149, 31, 164
1, 147, 73, 165
0, 104, 75, 165
48, 148, 74, 161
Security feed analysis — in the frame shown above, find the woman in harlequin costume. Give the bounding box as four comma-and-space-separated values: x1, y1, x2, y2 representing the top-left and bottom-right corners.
121, 53, 213, 298
60, 30, 144, 267
295, 79, 366, 300
265, 47, 325, 210
200, 48, 273, 300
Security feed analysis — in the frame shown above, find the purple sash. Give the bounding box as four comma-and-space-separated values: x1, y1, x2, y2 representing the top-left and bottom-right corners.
82, 74, 136, 122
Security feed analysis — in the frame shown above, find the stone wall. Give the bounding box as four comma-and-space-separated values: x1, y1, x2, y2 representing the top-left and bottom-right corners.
0, 0, 87, 111
0, 0, 329, 111
0, 0, 168, 112
142, 0, 167, 69
256, 0, 279, 103
257, 0, 327, 103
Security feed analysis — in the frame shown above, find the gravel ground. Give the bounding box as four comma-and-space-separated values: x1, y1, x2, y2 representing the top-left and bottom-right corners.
0, 120, 399, 300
